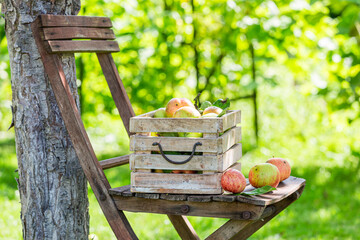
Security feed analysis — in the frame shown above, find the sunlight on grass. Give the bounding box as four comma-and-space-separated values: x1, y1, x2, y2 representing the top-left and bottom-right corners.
0, 197, 22, 240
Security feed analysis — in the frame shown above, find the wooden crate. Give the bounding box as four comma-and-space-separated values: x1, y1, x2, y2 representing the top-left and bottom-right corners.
129, 110, 241, 194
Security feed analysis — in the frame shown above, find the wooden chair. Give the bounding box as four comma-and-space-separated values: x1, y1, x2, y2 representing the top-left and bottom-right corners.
31, 14, 306, 240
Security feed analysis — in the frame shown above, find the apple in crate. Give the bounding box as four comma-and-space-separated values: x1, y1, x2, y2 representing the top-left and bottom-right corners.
221, 169, 247, 193
203, 106, 223, 115
249, 163, 280, 188
165, 98, 195, 117
173, 106, 201, 118
153, 108, 166, 118
266, 158, 291, 182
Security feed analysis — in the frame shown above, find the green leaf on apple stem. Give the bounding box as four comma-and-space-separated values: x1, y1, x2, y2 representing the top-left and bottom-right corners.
239, 186, 276, 196
213, 98, 230, 110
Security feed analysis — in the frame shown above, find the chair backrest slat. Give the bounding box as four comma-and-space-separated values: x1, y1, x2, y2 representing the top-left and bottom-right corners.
48, 40, 120, 53
43, 27, 116, 40
40, 15, 112, 28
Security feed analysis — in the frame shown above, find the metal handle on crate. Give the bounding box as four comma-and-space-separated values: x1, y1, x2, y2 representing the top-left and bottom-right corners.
152, 142, 202, 165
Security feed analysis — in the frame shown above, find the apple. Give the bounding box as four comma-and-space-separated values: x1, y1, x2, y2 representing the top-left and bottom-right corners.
183, 170, 196, 174
154, 169, 164, 173
202, 113, 218, 118
173, 106, 201, 118
203, 106, 223, 115
266, 158, 291, 182
249, 163, 280, 188
221, 169, 247, 193
165, 98, 195, 117
171, 170, 183, 174
153, 108, 166, 118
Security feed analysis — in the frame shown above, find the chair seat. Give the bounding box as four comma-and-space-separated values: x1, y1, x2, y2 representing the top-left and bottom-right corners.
109, 176, 305, 220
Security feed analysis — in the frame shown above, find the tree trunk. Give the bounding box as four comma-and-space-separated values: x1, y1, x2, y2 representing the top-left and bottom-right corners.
2, 1, 89, 239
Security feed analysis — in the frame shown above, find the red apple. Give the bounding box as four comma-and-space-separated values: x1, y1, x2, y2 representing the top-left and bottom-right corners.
183, 170, 196, 174
171, 170, 183, 174
221, 169, 247, 193
249, 163, 280, 188
165, 98, 195, 117
266, 158, 291, 182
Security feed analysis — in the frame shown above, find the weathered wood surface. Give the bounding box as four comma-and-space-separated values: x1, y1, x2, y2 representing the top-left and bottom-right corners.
236, 176, 306, 206
130, 110, 241, 133
110, 176, 305, 206
32, 18, 137, 240
131, 172, 223, 194
130, 143, 241, 171
99, 155, 130, 170
97, 53, 135, 136
202, 133, 219, 175
40, 14, 112, 28
43, 27, 115, 40
168, 215, 200, 240
205, 219, 250, 240
113, 195, 265, 220
48, 40, 120, 53
130, 127, 241, 153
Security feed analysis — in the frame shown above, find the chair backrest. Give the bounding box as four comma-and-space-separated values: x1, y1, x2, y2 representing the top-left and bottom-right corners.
31, 15, 138, 239
40, 15, 119, 53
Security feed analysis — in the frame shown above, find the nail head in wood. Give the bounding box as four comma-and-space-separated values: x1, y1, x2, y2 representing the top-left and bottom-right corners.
181, 205, 190, 214
241, 211, 252, 220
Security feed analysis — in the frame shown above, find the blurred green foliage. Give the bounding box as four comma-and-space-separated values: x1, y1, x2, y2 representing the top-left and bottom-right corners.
1, 0, 360, 239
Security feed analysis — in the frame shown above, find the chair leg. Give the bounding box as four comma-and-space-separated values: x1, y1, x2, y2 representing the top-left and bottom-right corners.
206, 188, 304, 240
168, 215, 200, 240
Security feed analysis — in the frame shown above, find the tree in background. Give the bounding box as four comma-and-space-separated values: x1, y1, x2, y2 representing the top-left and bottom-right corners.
1, 1, 89, 239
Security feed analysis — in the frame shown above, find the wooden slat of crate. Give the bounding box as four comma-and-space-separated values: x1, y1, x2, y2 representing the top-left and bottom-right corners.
40, 15, 112, 28
131, 172, 223, 194
130, 143, 242, 171
130, 127, 241, 154
130, 110, 241, 133
43, 27, 116, 40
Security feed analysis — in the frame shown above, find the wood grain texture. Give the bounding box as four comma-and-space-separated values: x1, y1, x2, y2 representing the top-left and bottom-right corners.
130, 143, 241, 171
168, 215, 200, 240
202, 133, 219, 175
48, 40, 120, 53
113, 195, 265, 220
206, 219, 249, 240
97, 53, 135, 136
32, 18, 137, 240
110, 176, 305, 206
130, 110, 241, 133
41, 14, 112, 27
130, 127, 241, 154
236, 176, 306, 206
43, 27, 115, 40
99, 155, 129, 170
131, 172, 223, 194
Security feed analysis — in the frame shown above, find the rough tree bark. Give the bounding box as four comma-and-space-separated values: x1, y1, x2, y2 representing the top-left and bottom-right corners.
1, 1, 89, 239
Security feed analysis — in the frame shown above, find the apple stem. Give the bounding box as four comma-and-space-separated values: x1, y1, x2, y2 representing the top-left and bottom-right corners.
193, 92, 202, 110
